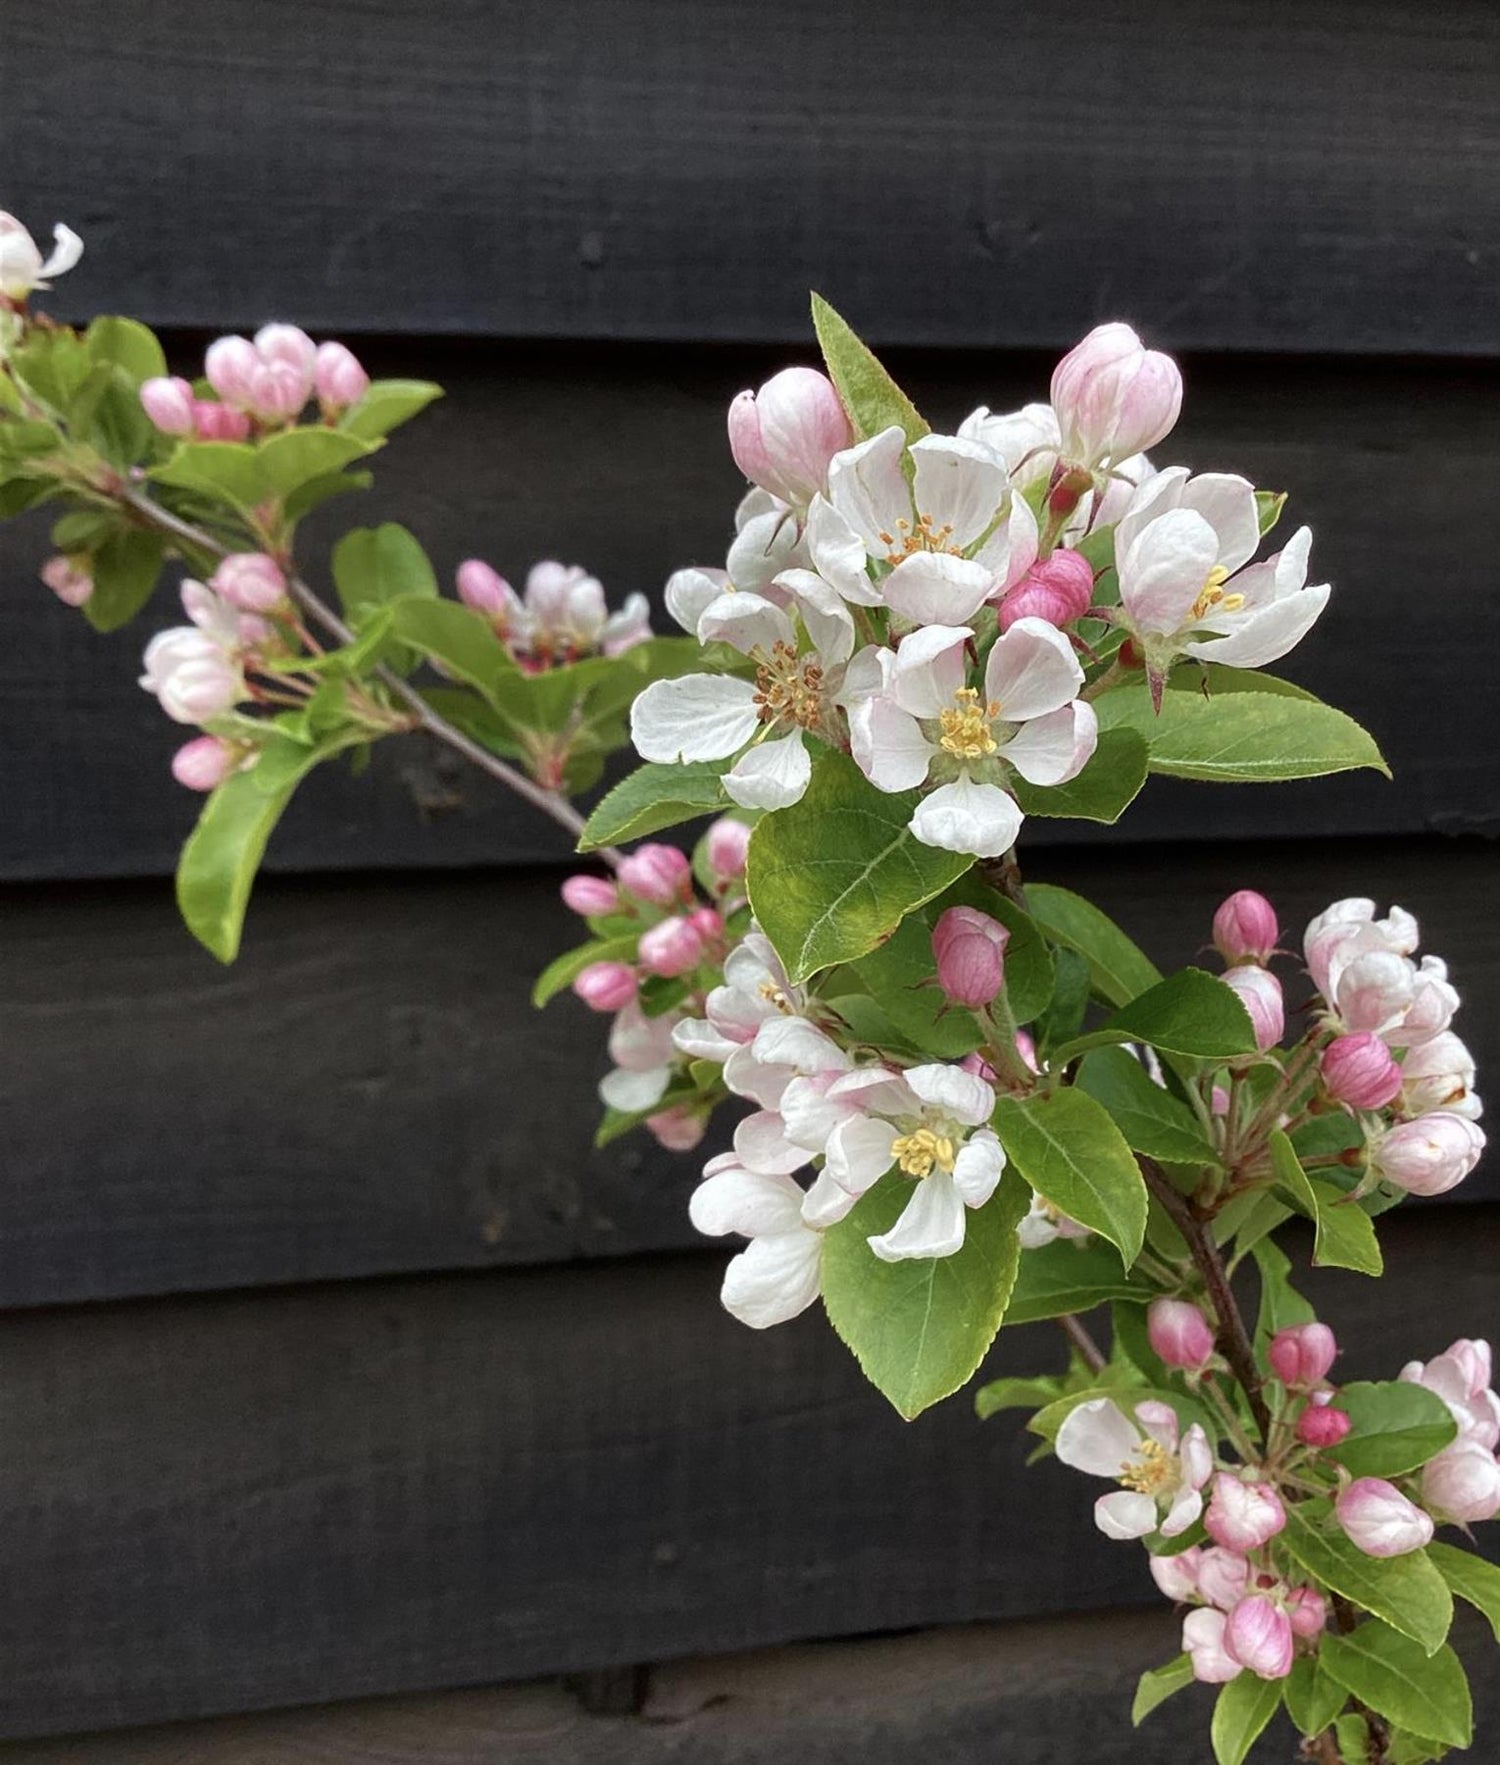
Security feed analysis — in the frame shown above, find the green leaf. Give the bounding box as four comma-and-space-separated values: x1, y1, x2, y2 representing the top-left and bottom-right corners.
80, 367, 154, 466
530, 935, 641, 1009
1035, 946, 1091, 1056
1211, 1671, 1283, 1765
1096, 686, 1389, 783
256, 426, 375, 496
1055, 968, 1257, 1064
149, 441, 266, 510
281, 467, 374, 523
340, 378, 444, 441
1270, 1131, 1383, 1275
810, 292, 929, 445
383, 595, 520, 705
331, 523, 439, 616
1132, 1654, 1194, 1726
579, 760, 731, 850
1326, 1382, 1457, 1481
1077, 1047, 1221, 1165
1026, 883, 1162, 1007
1009, 727, 1149, 824
176, 732, 362, 963
85, 315, 168, 386
1250, 1237, 1315, 1349
1284, 1655, 1347, 1739
1427, 1540, 1500, 1644
1004, 1236, 1148, 1325
821, 1169, 1028, 1419
1319, 1623, 1472, 1751
1255, 490, 1287, 535
747, 749, 973, 985
992, 1088, 1147, 1264
973, 1370, 1072, 1421
1279, 1503, 1452, 1656
81, 529, 165, 632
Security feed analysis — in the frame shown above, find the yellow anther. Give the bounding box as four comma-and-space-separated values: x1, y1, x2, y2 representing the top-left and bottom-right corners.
1118, 1438, 1175, 1496
938, 687, 1000, 760
891, 1128, 957, 1179
1190, 564, 1246, 622
753, 640, 825, 729
883, 511, 964, 566
757, 980, 796, 1015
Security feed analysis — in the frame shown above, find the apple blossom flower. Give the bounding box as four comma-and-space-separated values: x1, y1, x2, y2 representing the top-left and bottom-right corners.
1321, 1033, 1404, 1110
170, 734, 236, 791
645, 1105, 707, 1153
704, 816, 752, 883
1182, 1607, 1243, 1684
1147, 1297, 1216, 1371
1016, 1194, 1090, 1248
1304, 898, 1419, 991
314, 340, 370, 411
1269, 1323, 1338, 1390
728, 367, 852, 509
521, 561, 610, 659
931, 905, 1009, 1009
572, 961, 638, 1013
597, 1002, 681, 1113
1149, 1546, 1203, 1603
1371, 1112, 1486, 1197
457, 559, 527, 640
40, 555, 93, 608
1205, 1474, 1286, 1553
1421, 1440, 1500, 1524
1336, 1477, 1434, 1557
140, 376, 198, 437
1400, 1031, 1482, 1122
204, 329, 314, 423
192, 400, 251, 442
1400, 1339, 1499, 1449
958, 400, 1157, 536
689, 1154, 823, 1329
842, 616, 1096, 858
1224, 1595, 1295, 1680
1222, 965, 1284, 1051
211, 553, 288, 615
560, 874, 620, 918
1194, 1547, 1252, 1613
671, 930, 804, 1062
995, 549, 1095, 632
139, 581, 256, 726
1285, 1586, 1328, 1639
638, 914, 711, 979
1050, 324, 1183, 468
1297, 1394, 1353, 1450
1055, 1397, 1213, 1539
726, 490, 808, 595
618, 842, 692, 907
1212, 891, 1279, 967
0, 213, 84, 301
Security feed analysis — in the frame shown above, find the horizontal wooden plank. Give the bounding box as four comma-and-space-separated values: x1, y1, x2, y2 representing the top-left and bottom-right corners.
6, 1608, 1497, 1764
0, 1205, 1493, 1740
1, 836, 1495, 1312
1, 343, 1497, 883
8, 0, 1497, 352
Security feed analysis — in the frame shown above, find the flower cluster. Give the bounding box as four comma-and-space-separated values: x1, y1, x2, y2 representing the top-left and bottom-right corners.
140, 325, 372, 440
457, 558, 651, 668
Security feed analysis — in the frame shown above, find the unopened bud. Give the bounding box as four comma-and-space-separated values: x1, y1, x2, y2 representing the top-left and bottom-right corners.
727, 366, 851, 507
997, 548, 1095, 632
1421, 1441, 1500, 1524
1321, 1032, 1403, 1110
1147, 1297, 1216, 1370
931, 905, 1009, 1010
40, 554, 93, 608
140, 375, 197, 437
1223, 964, 1284, 1051
204, 335, 260, 408
617, 843, 692, 906
638, 914, 708, 978
705, 816, 752, 882
192, 400, 251, 442
571, 961, 638, 1013
1148, 1546, 1201, 1603
1335, 1477, 1434, 1557
1269, 1323, 1338, 1390
1284, 1586, 1328, 1640
253, 323, 317, 375
561, 874, 619, 918
645, 1105, 707, 1152
314, 340, 371, 410
1296, 1394, 1352, 1450
170, 734, 235, 792
1212, 890, 1279, 966
211, 552, 288, 614
1371, 1113, 1486, 1197
1050, 322, 1183, 465
1223, 1595, 1294, 1681
1205, 1474, 1286, 1553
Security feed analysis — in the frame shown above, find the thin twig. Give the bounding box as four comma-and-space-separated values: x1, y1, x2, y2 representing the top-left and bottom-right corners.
1056, 1313, 1108, 1373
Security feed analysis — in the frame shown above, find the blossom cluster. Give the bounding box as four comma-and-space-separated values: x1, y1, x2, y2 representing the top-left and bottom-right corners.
457, 558, 652, 669
140, 325, 371, 440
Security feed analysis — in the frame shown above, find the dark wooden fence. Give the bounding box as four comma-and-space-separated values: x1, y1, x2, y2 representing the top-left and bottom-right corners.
0, 1, 1497, 1753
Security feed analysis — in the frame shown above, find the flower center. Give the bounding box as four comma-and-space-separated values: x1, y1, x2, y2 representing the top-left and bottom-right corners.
938, 687, 1000, 760
1118, 1438, 1176, 1497
877, 512, 965, 566
1190, 564, 1246, 622
891, 1127, 956, 1179
754, 640, 825, 728
757, 980, 797, 1015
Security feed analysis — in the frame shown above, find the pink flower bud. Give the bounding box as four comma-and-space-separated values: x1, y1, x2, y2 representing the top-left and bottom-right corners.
1372, 1113, 1486, 1197
253, 323, 317, 375
211, 552, 287, 614
246, 357, 311, 422
1285, 1586, 1328, 1640
1050, 322, 1183, 465
1420, 1442, 1500, 1524
170, 734, 235, 791
140, 375, 197, 437
1224, 1595, 1295, 1681
204, 335, 260, 408
139, 628, 245, 724
571, 961, 638, 1013
645, 1105, 707, 1152
314, 340, 370, 410
638, 915, 707, 979
1182, 1608, 1242, 1684
1147, 1297, 1216, 1370
1212, 890, 1279, 966
1148, 1545, 1201, 1603
931, 905, 1009, 1010
1223, 964, 1284, 1051
705, 816, 752, 881
192, 400, 252, 442
1336, 1477, 1434, 1557
687, 907, 725, 946
1205, 1473, 1287, 1553
996, 548, 1096, 632
456, 558, 517, 621
1268, 1323, 1338, 1391
1196, 1548, 1251, 1612
727, 367, 852, 507
560, 874, 619, 918
1014, 1028, 1041, 1074
1321, 1032, 1404, 1110
617, 843, 692, 907
40, 554, 93, 608
1296, 1395, 1352, 1450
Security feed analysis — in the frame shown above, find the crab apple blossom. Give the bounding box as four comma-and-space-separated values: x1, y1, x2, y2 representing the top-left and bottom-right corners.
1212, 890, 1279, 967
996, 549, 1095, 632
1400, 1339, 1499, 1449
1304, 897, 1419, 989
931, 905, 1009, 1009
843, 616, 1096, 858
1204, 1473, 1286, 1552
638, 914, 710, 978
617, 842, 692, 906
1371, 1111, 1486, 1196
314, 340, 370, 410
1297, 1394, 1353, 1450
1195, 1547, 1252, 1613
1336, 1477, 1434, 1557
572, 961, 638, 1013
211, 552, 288, 615
1421, 1440, 1500, 1524
40, 554, 93, 608
140, 375, 198, 437
170, 734, 236, 791
704, 816, 752, 883
1268, 1322, 1339, 1391
1055, 1397, 1213, 1540
1321, 1032, 1404, 1110
596, 1001, 680, 1113
688, 1155, 822, 1329
1285, 1586, 1328, 1639
1182, 1607, 1243, 1685
560, 873, 619, 918
1148, 1546, 1203, 1604
1400, 1030, 1482, 1121
0, 213, 83, 301
727, 367, 851, 509
671, 929, 806, 1064
1222, 964, 1284, 1051
1049, 323, 1183, 468
644, 1105, 707, 1153
1223, 1595, 1295, 1681
1147, 1297, 1216, 1371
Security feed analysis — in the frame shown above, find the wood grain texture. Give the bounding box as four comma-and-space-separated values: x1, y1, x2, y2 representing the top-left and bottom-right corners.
1, 342, 1497, 883
1, 835, 1494, 1312
0, 1207, 1493, 1741
6, 0, 1496, 352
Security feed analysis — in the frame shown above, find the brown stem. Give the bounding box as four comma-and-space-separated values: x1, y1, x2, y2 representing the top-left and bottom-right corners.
1138, 1158, 1272, 1439
1300, 1730, 1345, 1765
977, 847, 1029, 911
1056, 1312, 1107, 1373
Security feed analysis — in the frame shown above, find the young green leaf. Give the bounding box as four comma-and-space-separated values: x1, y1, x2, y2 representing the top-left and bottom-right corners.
809, 292, 929, 445
747, 750, 973, 984
973, 1370, 1073, 1421
820, 1169, 1028, 1420
257, 427, 376, 497
1053, 968, 1257, 1065
1326, 1382, 1457, 1481
1283, 1654, 1347, 1739
992, 1088, 1148, 1265
332, 523, 439, 615
149, 441, 267, 510
1249, 1237, 1316, 1350
85, 315, 168, 386
1279, 1503, 1452, 1655
1426, 1540, 1500, 1644
1009, 727, 1150, 824
530, 934, 642, 1009
1076, 1047, 1221, 1165
81, 529, 166, 633
578, 760, 732, 851
1211, 1671, 1283, 1765
1269, 1130, 1383, 1275
1132, 1654, 1194, 1726
340, 378, 444, 442
1319, 1623, 1472, 1752
1025, 883, 1163, 1007
1004, 1236, 1148, 1325
1096, 686, 1389, 783
384, 595, 521, 705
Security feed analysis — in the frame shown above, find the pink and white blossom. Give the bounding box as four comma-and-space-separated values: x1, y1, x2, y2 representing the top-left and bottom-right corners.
1182, 1607, 1243, 1684
689, 1155, 823, 1329
1055, 1397, 1213, 1540
1400, 1339, 1499, 1450
40, 555, 93, 608
597, 1002, 680, 1113
170, 734, 236, 791
1016, 1195, 1089, 1248
1050, 324, 1183, 467
1223, 1595, 1295, 1680
1194, 1547, 1252, 1612
1222, 964, 1284, 1051
727, 367, 851, 509
1321, 1032, 1404, 1110
1400, 1031, 1482, 1122
0, 213, 83, 301
1335, 1477, 1434, 1557
1371, 1112, 1485, 1197
1212, 890, 1279, 967
1421, 1440, 1500, 1524
1147, 1297, 1216, 1371
1204, 1473, 1286, 1553
1268, 1323, 1338, 1391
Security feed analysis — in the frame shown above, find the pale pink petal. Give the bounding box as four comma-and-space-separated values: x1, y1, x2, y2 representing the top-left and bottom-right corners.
848, 694, 935, 794
890, 625, 973, 718
724, 729, 812, 810
910, 434, 1010, 550
774, 568, 855, 665
734, 1109, 812, 1175
697, 590, 796, 657
826, 427, 912, 555
984, 617, 1085, 721
1000, 699, 1098, 787
1095, 1490, 1159, 1540
903, 1063, 996, 1126
690, 1166, 806, 1238
1056, 1398, 1142, 1477
950, 1130, 1006, 1206
721, 1230, 822, 1328
1181, 473, 1260, 573
883, 552, 995, 626
805, 495, 884, 605
868, 1170, 968, 1262
1118, 508, 1220, 637
1181, 584, 1330, 669
801, 1168, 863, 1228
631, 674, 761, 763
824, 1115, 900, 1192
910, 774, 1024, 858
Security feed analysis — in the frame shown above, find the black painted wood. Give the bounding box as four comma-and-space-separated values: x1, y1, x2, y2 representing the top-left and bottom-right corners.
6, 0, 1497, 354
2, 836, 1494, 1312
1, 343, 1497, 883
0, 1206, 1493, 1741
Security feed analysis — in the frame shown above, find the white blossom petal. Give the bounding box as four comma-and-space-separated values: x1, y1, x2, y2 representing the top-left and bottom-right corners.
890, 624, 972, 719
734, 1109, 811, 1175
697, 590, 796, 656
801, 1168, 863, 1228
1161, 1487, 1205, 1538
882, 552, 995, 626
1095, 1489, 1159, 1540
868, 1170, 969, 1262
1000, 700, 1098, 786
951, 1130, 1006, 1206
720, 1230, 823, 1328
903, 1063, 996, 1126
1057, 1398, 1143, 1477
724, 729, 812, 810
775, 567, 855, 666
971, 490, 1040, 593
1118, 508, 1220, 638
984, 617, 1085, 721
826, 426, 911, 556
804, 495, 883, 606
910, 774, 1023, 859
848, 693, 934, 794
1179, 473, 1260, 573
910, 434, 1009, 550
37, 223, 84, 282
1182, 583, 1330, 669
599, 1065, 672, 1112
727, 500, 803, 595
631, 674, 760, 763
663, 566, 728, 635
690, 1166, 805, 1238
751, 1015, 853, 1076
824, 1115, 899, 1192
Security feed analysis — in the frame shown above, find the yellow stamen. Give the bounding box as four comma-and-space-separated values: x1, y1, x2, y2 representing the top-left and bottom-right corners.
757, 980, 796, 1015
1118, 1438, 1175, 1496
938, 687, 1000, 760
1190, 564, 1246, 622
891, 1127, 957, 1179
879, 512, 965, 566
753, 640, 825, 728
